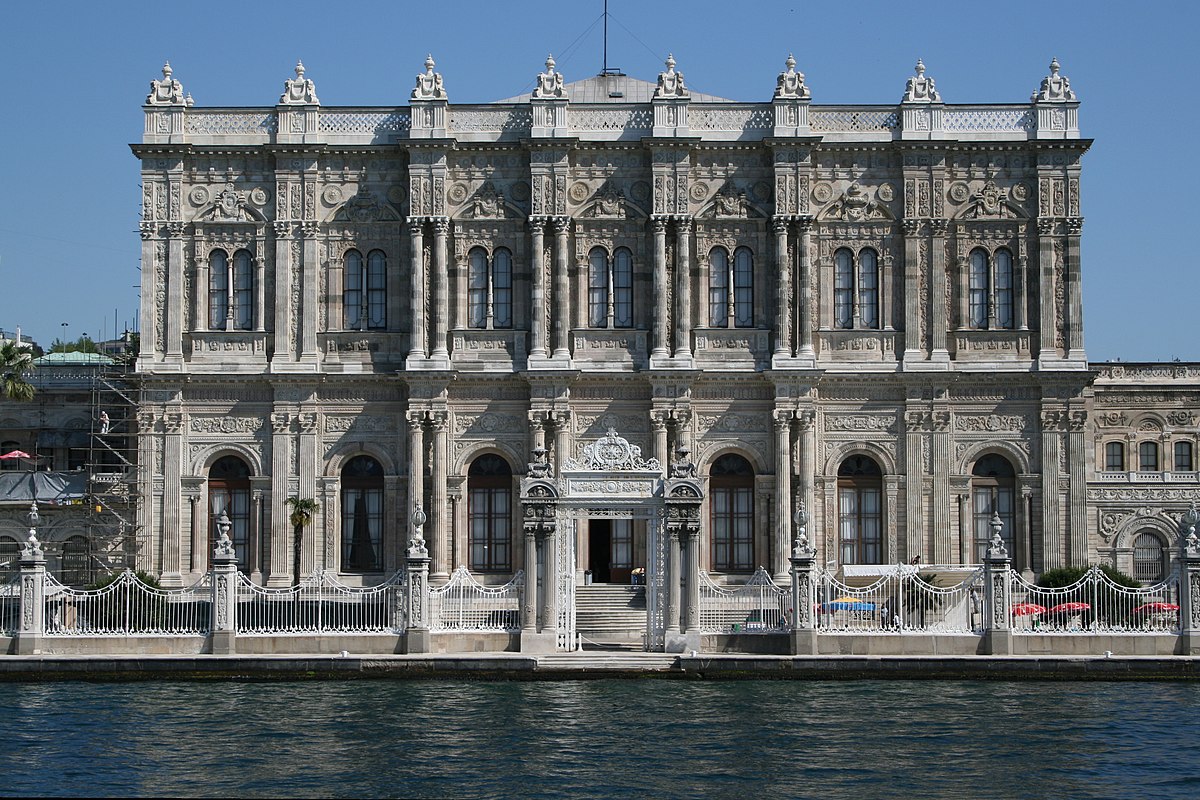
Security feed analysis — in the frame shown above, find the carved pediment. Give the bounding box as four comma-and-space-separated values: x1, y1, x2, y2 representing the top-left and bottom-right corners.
198, 183, 263, 222
819, 183, 892, 222
582, 182, 627, 219
956, 181, 1025, 220
460, 181, 514, 220
332, 189, 401, 223
563, 428, 661, 472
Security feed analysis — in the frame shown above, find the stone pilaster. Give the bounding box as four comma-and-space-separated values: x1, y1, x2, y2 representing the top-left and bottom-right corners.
160, 411, 185, 586
673, 217, 693, 362
901, 218, 923, 362
430, 411, 449, 579
796, 217, 815, 360
773, 409, 794, 580
407, 219, 426, 361
431, 218, 450, 362
552, 217, 571, 361
773, 217, 790, 358
529, 218, 547, 358
651, 217, 670, 361
929, 219, 949, 362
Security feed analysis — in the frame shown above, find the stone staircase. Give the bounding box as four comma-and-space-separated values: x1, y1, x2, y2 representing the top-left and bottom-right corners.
535, 652, 680, 673
575, 584, 648, 648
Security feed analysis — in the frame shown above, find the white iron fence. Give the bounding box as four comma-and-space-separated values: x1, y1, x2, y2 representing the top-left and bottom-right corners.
430, 566, 522, 632
1010, 567, 1180, 634
699, 568, 790, 634
44, 571, 211, 636
0, 573, 19, 636
817, 568, 984, 634
236, 570, 405, 635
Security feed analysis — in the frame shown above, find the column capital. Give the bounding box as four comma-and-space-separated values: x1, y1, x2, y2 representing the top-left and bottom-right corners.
551, 216, 572, 234
432, 217, 450, 234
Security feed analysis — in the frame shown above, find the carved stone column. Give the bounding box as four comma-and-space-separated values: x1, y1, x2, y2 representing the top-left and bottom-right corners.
931, 409, 951, 564
268, 411, 293, 586
773, 410, 793, 581
254, 250, 266, 333
904, 409, 925, 564
901, 219, 922, 362
540, 527, 558, 641
683, 527, 701, 637
1065, 217, 1085, 360
1068, 409, 1089, 566
1036, 219, 1057, 361
210, 537, 239, 655
430, 411, 449, 579
665, 528, 682, 638
1040, 407, 1064, 571
796, 409, 816, 536
406, 411, 425, 545
651, 411, 670, 470
773, 217, 790, 358
652, 217, 670, 360
271, 222, 294, 364
674, 218, 693, 360
166, 223, 186, 362
300, 222, 320, 363
529, 218, 547, 358
431, 218, 450, 360
982, 524, 1014, 655
552, 217, 571, 360
957, 492, 971, 564
929, 219, 949, 361
408, 219, 426, 360
160, 411, 184, 587
796, 217, 815, 359
297, 410, 319, 578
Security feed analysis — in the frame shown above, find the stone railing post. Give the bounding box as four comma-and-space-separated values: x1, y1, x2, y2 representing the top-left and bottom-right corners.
1177, 504, 1200, 655
210, 509, 239, 655
982, 514, 1013, 655
789, 504, 818, 656
15, 502, 46, 655
405, 507, 432, 653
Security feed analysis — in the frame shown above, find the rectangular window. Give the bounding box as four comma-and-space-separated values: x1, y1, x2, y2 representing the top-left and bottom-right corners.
613, 250, 633, 328
342, 488, 383, 572
468, 254, 488, 329
709, 250, 729, 328
588, 260, 608, 328
733, 249, 753, 328
1139, 441, 1159, 472
973, 487, 1015, 562
611, 519, 633, 568
469, 486, 511, 571
344, 261, 363, 329
712, 487, 753, 571
492, 254, 512, 329
366, 252, 387, 330
1175, 441, 1194, 472
1104, 442, 1125, 472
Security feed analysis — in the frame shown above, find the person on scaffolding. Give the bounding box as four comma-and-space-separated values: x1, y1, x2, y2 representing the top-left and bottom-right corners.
98, 411, 110, 435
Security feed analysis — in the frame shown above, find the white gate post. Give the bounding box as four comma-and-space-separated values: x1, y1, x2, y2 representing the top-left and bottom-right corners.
789, 504, 818, 656
982, 513, 1013, 655
405, 507, 432, 653
210, 510, 239, 654
1177, 504, 1200, 654
15, 502, 46, 655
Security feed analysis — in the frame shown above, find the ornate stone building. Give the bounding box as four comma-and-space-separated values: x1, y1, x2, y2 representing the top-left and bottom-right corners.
131, 54, 1195, 647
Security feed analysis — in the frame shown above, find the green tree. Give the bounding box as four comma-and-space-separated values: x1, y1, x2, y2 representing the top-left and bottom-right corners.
49, 335, 99, 354
287, 497, 321, 588
0, 340, 35, 401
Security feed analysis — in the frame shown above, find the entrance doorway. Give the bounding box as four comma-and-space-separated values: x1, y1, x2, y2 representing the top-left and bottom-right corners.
587, 519, 635, 583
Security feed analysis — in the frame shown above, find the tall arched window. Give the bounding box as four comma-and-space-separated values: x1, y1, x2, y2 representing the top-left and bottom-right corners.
994, 249, 1014, 329
344, 249, 388, 330
60, 535, 93, 586
972, 454, 1016, 561
1133, 531, 1167, 583
969, 248, 989, 329
1139, 441, 1160, 472
468, 454, 512, 572
209, 455, 251, 568
209, 249, 229, 329
587, 247, 633, 329
467, 247, 512, 330
833, 247, 879, 330
341, 455, 383, 573
710, 454, 754, 572
838, 455, 882, 564
209, 248, 254, 331
0, 536, 18, 582
709, 247, 754, 328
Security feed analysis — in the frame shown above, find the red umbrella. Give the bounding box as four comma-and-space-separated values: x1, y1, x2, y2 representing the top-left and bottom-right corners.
1047, 602, 1091, 614
0, 450, 32, 459
1012, 602, 1047, 616
1132, 602, 1179, 614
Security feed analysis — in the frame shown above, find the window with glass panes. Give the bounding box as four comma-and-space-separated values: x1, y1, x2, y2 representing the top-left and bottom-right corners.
468, 454, 512, 571
1139, 441, 1159, 472
468, 248, 512, 330
208, 455, 251, 570
838, 455, 882, 564
1174, 441, 1194, 472
209, 248, 254, 330
343, 249, 387, 330
972, 454, 1016, 562
708, 247, 753, 328
341, 455, 384, 572
1104, 441, 1125, 472
710, 454, 754, 571
587, 246, 633, 329
834, 247, 880, 330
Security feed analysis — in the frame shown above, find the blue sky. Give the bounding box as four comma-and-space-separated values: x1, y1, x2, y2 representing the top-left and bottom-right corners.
1, 0, 1194, 360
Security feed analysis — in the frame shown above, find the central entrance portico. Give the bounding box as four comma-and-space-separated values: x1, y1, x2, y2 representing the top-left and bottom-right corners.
519, 428, 703, 652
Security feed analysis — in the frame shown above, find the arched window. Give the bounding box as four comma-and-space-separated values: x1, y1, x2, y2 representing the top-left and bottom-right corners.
587, 247, 634, 329
209, 248, 254, 331
833, 247, 879, 330
709, 247, 729, 327
341, 455, 383, 573
1105, 441, 1126, 472
834, 248, 853, 329
209, 455, 251, 569
344, 249, 388, 331
994, 249, 1014, 329
467, 247, 513, 330
972, 454, 1016, 561
1175, 441, 1194, 473
0, 535, 18, 581
838, 455, 882, 565
1139, 441, 1160, 472
710, 454, 754, 572
209, 249, 229, 329
969, 248, 989, 329
468, 454, 512, 572
733, 247, 754, 327
60, 535, 93, 587
1133, 531, 1167, 583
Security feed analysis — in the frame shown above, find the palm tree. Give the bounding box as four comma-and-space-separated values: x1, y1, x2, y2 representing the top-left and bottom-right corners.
0, 340, 35, 401
287, 496, 321, 588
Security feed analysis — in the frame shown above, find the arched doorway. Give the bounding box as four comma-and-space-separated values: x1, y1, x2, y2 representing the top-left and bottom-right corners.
341, 455, 384, 573
60, 535, 93, 586
710, 454, 755, 573
209, 455, 251, 569
971, 454, 1016, 562
838, 455, 883, 565
468, 454, 513, 573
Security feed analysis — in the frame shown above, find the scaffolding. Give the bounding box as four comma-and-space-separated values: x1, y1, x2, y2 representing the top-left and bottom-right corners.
86, 344, 143, 573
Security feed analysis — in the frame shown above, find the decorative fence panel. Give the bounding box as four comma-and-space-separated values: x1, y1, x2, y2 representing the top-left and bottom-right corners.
1010, 567, 1180, 634
430, 566, 522, 632
44, 571, 211, 636
699, 568, 790, 634
0, 573, 19, 636
236, 571, 405, 635
817, 568, 983, 634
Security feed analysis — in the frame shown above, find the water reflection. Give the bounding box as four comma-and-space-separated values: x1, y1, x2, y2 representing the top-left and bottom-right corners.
0, 680, 1198, 798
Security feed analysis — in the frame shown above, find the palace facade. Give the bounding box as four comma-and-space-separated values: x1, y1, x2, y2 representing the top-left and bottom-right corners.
129, 54, 1198, 647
